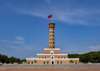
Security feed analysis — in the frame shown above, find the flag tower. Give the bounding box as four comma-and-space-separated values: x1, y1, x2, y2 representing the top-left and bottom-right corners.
26, 15, 79, 64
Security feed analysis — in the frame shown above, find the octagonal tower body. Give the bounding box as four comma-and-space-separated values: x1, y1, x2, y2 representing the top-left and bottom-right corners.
48, 23, 55, 48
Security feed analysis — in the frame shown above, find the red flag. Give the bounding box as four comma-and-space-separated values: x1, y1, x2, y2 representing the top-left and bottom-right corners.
48, 15, 53, 19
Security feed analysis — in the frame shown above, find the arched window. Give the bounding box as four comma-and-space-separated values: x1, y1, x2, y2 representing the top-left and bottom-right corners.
50, 51, 54, 54
60, 61, 62, 64
47, 61, 49, 64
57, 61, 59, 64
34, 60, 37, 63
44, 61, 45, 64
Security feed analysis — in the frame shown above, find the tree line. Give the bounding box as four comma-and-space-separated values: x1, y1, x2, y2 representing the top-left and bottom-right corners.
68, 51, 100, 63
0, 54, 26, 64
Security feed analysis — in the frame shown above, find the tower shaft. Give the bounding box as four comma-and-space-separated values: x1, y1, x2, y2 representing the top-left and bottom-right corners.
48, 23, 55, 48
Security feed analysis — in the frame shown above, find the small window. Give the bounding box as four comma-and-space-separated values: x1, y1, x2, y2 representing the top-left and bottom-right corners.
52, 56, 53, 59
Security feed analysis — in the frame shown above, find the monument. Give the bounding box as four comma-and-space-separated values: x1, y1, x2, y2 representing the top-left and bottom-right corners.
26, 15, 79, 64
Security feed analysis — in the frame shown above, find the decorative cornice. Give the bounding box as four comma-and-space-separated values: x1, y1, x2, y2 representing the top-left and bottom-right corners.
44, 48, 60, 50
36, 53, 68, 56
26, 58, 79, 61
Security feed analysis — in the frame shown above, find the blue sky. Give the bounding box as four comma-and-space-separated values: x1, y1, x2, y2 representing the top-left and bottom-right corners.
0, 0, 100, 58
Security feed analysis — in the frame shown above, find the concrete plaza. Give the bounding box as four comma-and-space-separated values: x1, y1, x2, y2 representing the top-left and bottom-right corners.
0, 64, 100, 71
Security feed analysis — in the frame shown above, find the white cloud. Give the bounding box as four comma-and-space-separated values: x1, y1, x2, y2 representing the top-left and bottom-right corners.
10, 36, 25, 45
13, 7, 100, 26
5, 0, 100, 26
89, 45, 100, 51
0, 36, 25, 47
0, 37, 39, 58
15, 36, 24, 41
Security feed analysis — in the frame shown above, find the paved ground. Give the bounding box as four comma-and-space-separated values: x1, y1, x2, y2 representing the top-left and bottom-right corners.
0, 64, 100, 71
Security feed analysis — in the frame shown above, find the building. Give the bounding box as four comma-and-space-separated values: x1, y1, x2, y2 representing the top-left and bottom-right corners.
26, 15, 79, 64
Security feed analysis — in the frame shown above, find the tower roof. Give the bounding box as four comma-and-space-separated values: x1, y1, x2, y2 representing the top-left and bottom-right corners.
49, 23, 55, 29
49, 22, 55, 25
